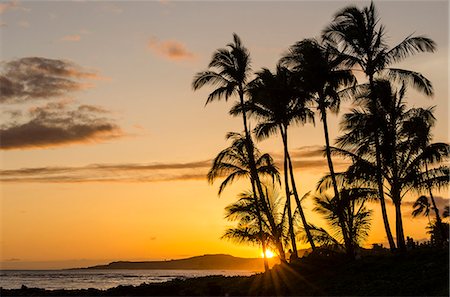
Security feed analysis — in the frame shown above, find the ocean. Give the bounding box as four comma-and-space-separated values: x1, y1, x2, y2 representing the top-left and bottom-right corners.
0, 269, 256, 290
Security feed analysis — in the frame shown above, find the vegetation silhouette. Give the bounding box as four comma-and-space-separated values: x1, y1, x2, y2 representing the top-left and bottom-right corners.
188, 1, 448, 294
193, 34, 283, 269
281, 38, 357, 257
232, 65, 316, 256
207, 132, 284, 269
323, 1, 436, 252
222, 181, 290, 266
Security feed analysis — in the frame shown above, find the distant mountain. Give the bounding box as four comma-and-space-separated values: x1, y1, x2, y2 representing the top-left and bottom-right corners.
80, 254, 279, 271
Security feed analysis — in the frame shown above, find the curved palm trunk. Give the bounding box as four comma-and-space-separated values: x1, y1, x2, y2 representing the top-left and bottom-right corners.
251, 180, 269, 272
425, 162, 446, 244
238, 88, 285, 262
282, 124, 316, 252
319, 104, 354, 258
368, 75, 397, 251
280, 125, 299, 258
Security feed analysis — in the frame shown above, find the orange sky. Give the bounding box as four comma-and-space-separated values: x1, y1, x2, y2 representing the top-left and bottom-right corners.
0, 0, 448, 269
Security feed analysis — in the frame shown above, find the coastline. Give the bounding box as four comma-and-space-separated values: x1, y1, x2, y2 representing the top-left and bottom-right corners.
1, 248, 448, 296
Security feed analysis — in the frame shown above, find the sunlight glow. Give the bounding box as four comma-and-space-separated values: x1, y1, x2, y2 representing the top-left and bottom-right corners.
261, 250, 275, 258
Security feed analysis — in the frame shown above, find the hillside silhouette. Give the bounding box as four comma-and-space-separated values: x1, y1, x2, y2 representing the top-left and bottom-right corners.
81, 254, 279, 271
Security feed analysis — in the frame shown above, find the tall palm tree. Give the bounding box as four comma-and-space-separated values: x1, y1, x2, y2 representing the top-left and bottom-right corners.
231, 65, 316, 256
207, 132, 286, 265
281, 38, 356, 257
323, 1, 436, 251
335, 80, 449, 251
192, 33, 278, 241
223, 181, 289, 264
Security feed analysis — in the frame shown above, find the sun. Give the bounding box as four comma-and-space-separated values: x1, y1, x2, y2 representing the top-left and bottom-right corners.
261, 250, 275, 258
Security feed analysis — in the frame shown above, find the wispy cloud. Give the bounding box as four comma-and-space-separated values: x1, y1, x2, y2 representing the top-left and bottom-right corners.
0, 145, 350, 183
60, 34, 81, 42
1, 101, 123, 150
147, 37, 196, 61
0, 160, 211, 183
0, 57, 101, 104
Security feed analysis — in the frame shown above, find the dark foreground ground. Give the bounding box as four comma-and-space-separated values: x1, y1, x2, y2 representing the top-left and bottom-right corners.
2, 248, 448, 296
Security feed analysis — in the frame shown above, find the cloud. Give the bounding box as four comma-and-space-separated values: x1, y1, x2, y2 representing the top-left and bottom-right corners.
0, 160, 211, 183
0, 144, 352, 183
271, 145, 325, 159
147, 38, 196, 61
60, 34, 81, 42
0, 0, 19, 14
1, 101, 123, 150
0, 57, 101, 104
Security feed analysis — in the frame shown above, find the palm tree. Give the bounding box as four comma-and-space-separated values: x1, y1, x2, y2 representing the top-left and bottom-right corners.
310, 187, 374, 251
281, 38, 356, 257
412, 195, 432, 222
223, 181, 289, 264
335, 80, 449, 252
192, 33, 278, 242
403, 107, 448, 243
231, 65, 316, 256
443, 206, 450, 219
207, 132, 286, 265
323, 1, 436, 251
313, 172, 376, 254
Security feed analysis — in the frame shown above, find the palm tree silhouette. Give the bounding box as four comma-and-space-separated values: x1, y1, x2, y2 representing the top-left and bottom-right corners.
192, 34, 279, 246
207, 132, 286, 267
412, 195, 432, 222
311, 178, 375, 251
231, 65, 316, 256
403, 107, 448, 243
281, 38, 356, 257
223, 181, 289, 264
335, 80, 448, 251
323, 1, 436, 251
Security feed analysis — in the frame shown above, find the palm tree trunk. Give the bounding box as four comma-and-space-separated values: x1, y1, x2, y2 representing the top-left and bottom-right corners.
394, 199, 406, 252
261, 239, 269, 271
238, 88, 282, 255
425, 162, 446, 245
251, 180, 269, 272
280, 125, 299, 258
282, 124, 316, 252
320, 104, 353, 258
369, 75, 396, 251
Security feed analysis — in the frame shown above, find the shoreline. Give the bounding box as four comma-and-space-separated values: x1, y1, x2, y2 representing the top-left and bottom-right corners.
1, 248, 448, 296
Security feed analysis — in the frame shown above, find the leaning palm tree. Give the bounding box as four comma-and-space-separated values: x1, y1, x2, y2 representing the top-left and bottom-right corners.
192, 33, 277, 240
323, 1, 436, 251
208, 132, 286, 265
223, 181, 289, 264
231, 65, 316, 256
281, 38, 356, 256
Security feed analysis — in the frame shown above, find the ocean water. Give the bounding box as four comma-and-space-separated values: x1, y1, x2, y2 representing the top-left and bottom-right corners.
0, 269, 256, 290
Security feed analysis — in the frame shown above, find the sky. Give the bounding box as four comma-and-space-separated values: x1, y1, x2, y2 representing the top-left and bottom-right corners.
0, 0, 448, 269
